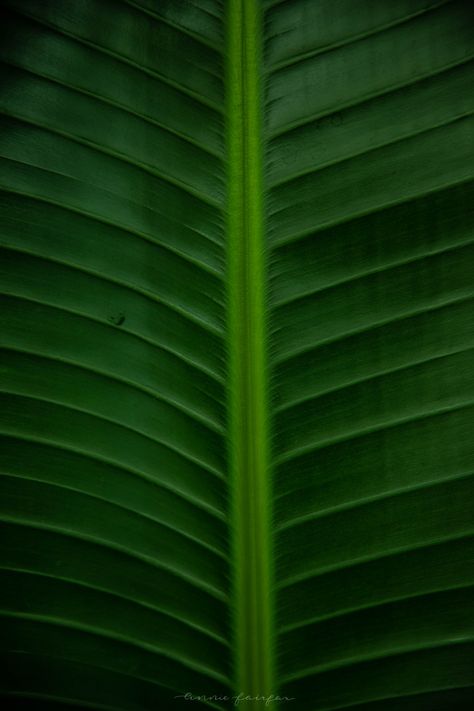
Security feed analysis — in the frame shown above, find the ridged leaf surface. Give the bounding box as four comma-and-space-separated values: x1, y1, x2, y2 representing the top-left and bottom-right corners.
0, 1, 473, 709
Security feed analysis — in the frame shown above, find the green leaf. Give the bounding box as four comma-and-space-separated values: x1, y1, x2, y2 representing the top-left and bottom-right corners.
0, 1, 473, 709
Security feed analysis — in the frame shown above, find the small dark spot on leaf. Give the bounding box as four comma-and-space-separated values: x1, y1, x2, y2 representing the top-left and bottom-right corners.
109, 313, 125, 326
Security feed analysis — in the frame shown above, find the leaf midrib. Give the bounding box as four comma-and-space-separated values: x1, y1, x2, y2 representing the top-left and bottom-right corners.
226, 0, 275, 703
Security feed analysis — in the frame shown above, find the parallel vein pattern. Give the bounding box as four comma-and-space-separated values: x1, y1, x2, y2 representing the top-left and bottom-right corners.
1, 1, 473, 710
264, 1, 474, 708
0, 1, 229, 708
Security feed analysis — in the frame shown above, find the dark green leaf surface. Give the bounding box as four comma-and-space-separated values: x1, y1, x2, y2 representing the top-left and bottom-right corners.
265, 1, 474, 707
0, 0, 229, 706
0, 1, 473, 709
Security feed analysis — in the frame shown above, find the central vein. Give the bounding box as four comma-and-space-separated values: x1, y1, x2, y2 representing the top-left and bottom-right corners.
226, 0, 275, 704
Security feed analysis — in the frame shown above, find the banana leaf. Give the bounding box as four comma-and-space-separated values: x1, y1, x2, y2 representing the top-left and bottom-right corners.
0, 1, 473, 709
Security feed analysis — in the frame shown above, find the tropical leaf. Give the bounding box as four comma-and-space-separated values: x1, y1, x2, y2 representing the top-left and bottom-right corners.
0, 1, 473, 710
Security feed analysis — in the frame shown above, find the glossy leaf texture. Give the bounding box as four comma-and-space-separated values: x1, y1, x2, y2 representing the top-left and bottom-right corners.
0, 1, 473, 710
0, 0, 229, 707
